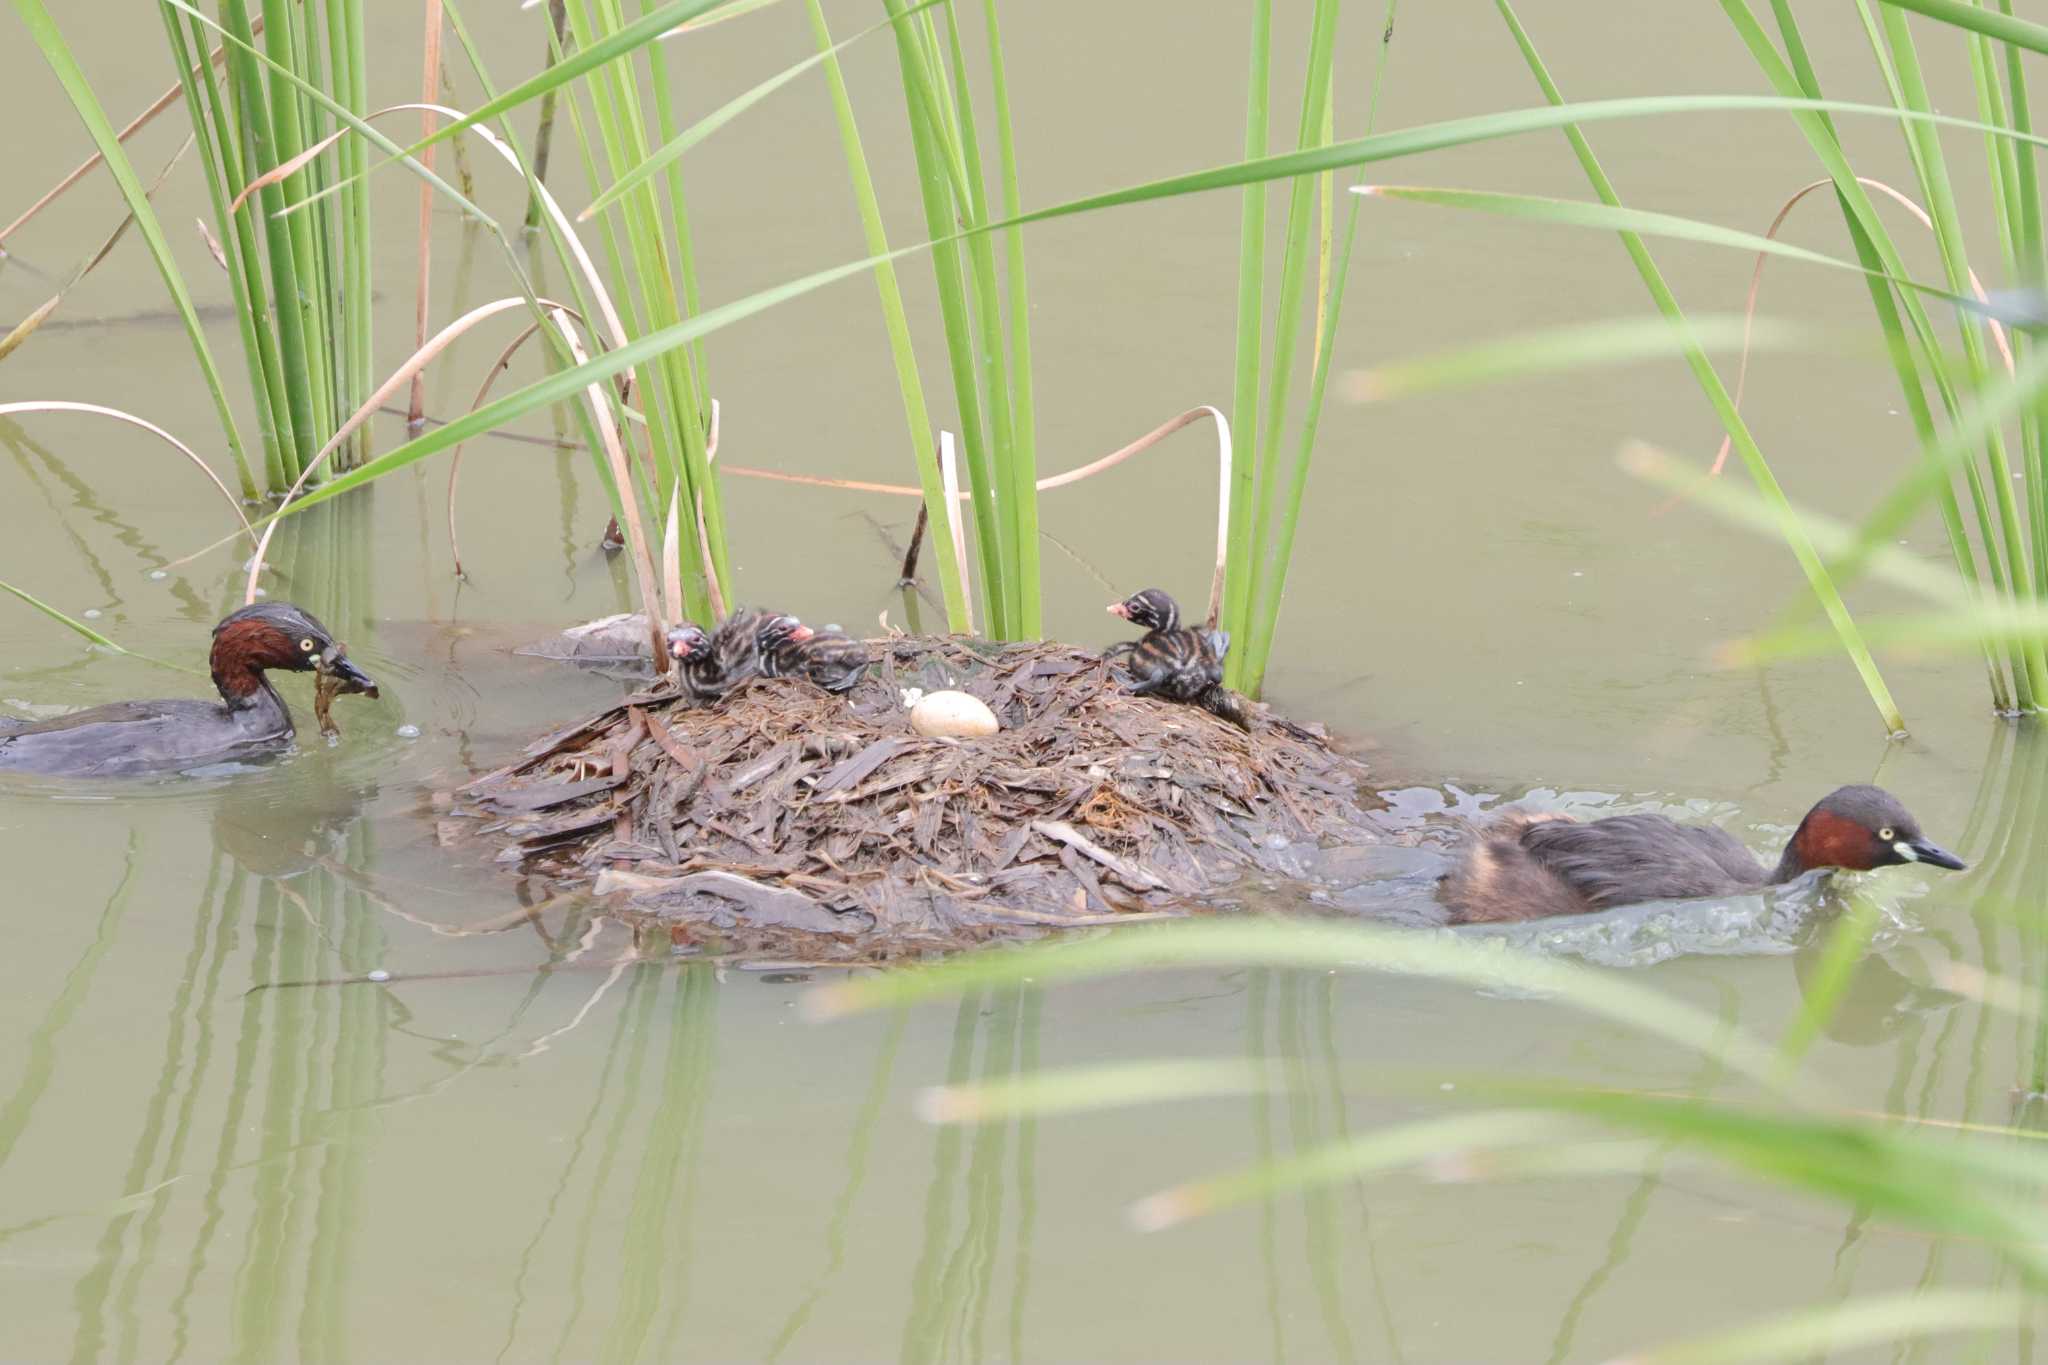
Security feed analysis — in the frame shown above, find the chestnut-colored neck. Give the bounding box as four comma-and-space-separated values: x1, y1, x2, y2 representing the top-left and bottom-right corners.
209, 622, 281, 710
1770, 808, 1872, 882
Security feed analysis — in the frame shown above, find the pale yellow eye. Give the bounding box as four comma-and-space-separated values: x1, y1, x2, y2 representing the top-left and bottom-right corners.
300, 637, 317, 653
1879, 826, 1895, 841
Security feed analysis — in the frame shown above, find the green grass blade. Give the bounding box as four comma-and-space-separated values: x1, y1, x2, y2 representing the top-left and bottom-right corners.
1522, 1087, 2048, 1275
1878, 4, 2047, 704
1130, 1111, 1581, 1230
16, 0, 255, 496
165, 0, 494, 228
937, 0, 1023, 634
233, 241, 942, 530
1496, 0, 1905, 733
1619, 442, 1982, 609
804, 918, 1799, 1092
1876, 0, 2048, 53
803, 0, 967, 630
1223, 0, 1272, 656
1241, 0, 1340, 671
982, 0, 1040, 636
990, 94, 2048, 235
1755, 0, 2011, 705
0, 579, 195, 673
1350, 315, 1822, 400
277, 0, 739, 217
919, 1060, 1269, 1125
1238, 1, 1400, 694
1622, 1290, 2026, 1365
1773, 896, 1883, 1072
581, 0, 939, 222
1358, 184, 1981, 309
159, 5, 273, 499
884, 0, 1007, 633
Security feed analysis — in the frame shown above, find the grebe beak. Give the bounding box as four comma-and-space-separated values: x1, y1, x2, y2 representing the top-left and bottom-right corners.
790, 624, 815, 642
324, 653, 380, 700
1897, 837, 1965, 871
1106, 602, 1131, 620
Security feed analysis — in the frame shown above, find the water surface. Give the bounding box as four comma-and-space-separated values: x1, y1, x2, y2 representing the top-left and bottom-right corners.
0, 4, 2039, 1360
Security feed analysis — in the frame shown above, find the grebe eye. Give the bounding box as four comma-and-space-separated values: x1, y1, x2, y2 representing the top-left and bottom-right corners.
299, 637, 317, 653
1878, 826, 1894, 841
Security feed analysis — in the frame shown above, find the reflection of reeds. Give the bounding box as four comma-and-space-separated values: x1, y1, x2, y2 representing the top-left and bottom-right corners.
1247, 970, 1371, 1364
603, 965, 716, 1363
533, 965, 663, 1361
0, 832, 139, 1178
763, 1008, 907, 1363
899, 985, 1042, 1365
42, 820, 394, 1364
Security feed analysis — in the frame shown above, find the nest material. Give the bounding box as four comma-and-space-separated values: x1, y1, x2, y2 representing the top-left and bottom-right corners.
455, 635, 1379, 959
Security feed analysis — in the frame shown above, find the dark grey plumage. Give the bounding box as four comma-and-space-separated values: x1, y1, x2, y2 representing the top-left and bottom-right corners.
1439, 785, 1964, 924
765, 628, 870, 693
667, 610, 807, 704
1516, 815, 1772, 908
0, 601, 376, 777
1106, 588, 1227, 704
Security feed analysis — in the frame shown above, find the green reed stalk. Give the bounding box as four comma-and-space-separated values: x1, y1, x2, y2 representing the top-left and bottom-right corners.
885, 0, 1008, 634
337, 0, 372, 471
1758, 0, 2009, 705
1877, 6, 2048, 704
2003, 1, 2048, 621
439, 0, 631, 529
627, 0, 726, 594
803, 0, 969, 630
1733, 0, 2031, 714
1500, 0, 1905, 732
938, 2, 1023, 635
639, 11, 711, 401
220, 0, 309, 485
16, 0, 257, 497
553, 0, 727, 621
526, 1, 570, 233
1229, 0, 1343, 693
1235, 0, 1338, 666
260, 0, 336, 473
981, 0, 1039, 636
1224, 0, 1272, 649
144, 0, 374, 491
160, 6, 280, 496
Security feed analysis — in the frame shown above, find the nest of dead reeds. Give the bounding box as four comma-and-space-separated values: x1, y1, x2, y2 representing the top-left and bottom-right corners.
453, 635, 1379, 959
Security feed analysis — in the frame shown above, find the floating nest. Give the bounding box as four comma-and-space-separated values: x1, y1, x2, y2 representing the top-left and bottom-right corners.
454, 635, 1381, 960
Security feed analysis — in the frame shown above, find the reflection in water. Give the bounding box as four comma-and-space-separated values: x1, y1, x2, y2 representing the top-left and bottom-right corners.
1243, 969, 1395, 1365
39, 814, 392, 1365
761, 1008, 906, 1363
899, 987, 1041, 1365
13, 711, 2048, 1360
0, 832, 140, 1183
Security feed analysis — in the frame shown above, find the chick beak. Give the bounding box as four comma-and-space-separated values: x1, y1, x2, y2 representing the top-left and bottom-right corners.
790, 624, 815, 642
1107, 602, 1131, 620
324, 652, 380, 700
1898, 837, 1966, 871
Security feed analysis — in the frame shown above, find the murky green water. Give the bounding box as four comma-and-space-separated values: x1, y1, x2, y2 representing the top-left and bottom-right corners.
2, 4, 2044, 1361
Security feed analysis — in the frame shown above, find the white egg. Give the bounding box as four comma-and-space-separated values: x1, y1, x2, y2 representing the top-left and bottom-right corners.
910, 689, 999, 738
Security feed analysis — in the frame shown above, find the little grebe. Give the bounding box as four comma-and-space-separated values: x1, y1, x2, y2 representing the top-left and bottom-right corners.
1439, 784, 1964, 923
665, 610, 810, 703
0, 602, 378, 777
763, 624, 872, 694
1105, 589, 1227, 703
